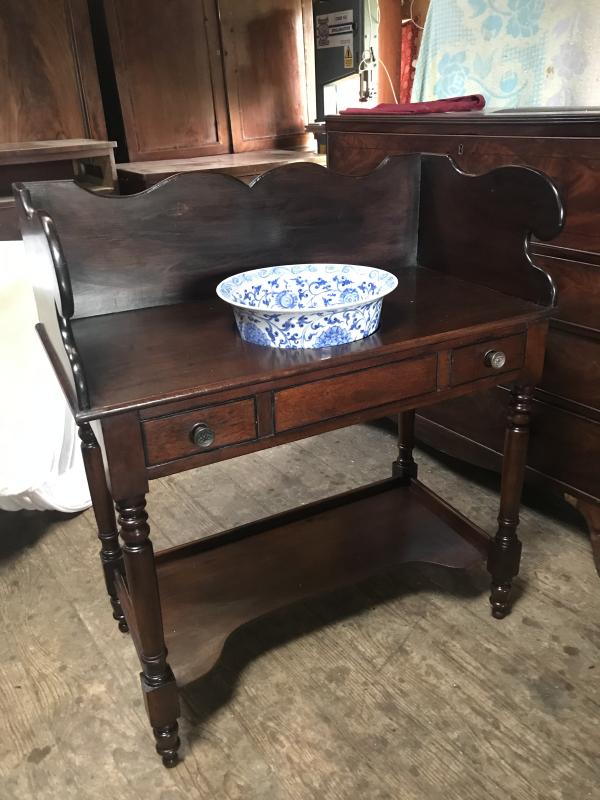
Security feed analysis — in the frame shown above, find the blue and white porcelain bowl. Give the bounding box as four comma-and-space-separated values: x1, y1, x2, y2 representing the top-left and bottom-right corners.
216, 264, 398, 349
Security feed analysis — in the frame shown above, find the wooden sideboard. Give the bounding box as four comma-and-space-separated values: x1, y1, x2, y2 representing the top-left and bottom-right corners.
326, 113, 600, 569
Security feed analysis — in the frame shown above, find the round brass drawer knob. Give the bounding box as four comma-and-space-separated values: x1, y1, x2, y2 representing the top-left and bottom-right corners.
484, 350, 507, 370
190, 422, 215, 449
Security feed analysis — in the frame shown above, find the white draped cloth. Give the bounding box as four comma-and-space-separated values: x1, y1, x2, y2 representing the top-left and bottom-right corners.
0, 240, 90, 512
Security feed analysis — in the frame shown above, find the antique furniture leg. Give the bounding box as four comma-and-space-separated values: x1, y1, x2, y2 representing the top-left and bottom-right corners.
392, 410, 418, 482
78, 423, 128, 633
116, 496, 181, 767
488, 386, 533, 618
565, 495, 600, 577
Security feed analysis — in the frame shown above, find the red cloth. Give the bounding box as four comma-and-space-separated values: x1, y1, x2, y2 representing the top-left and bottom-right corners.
399, 22, 418, 104
340, 95, 486, 115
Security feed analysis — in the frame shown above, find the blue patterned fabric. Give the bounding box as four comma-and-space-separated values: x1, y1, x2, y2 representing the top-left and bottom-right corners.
412, 0, 599, 108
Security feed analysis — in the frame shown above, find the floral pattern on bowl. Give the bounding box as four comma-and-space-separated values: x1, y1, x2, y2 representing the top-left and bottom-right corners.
216, 264, 398, 349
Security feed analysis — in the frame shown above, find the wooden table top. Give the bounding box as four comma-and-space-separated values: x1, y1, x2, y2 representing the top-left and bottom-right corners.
71, 267, 547, 418
0, 139, 117, 165
118, 149, 325, 178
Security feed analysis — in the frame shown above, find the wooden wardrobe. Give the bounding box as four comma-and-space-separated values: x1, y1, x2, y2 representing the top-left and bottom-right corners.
95, 0, 314, 161
1, 1, 314, 162
0, 0, 106, 143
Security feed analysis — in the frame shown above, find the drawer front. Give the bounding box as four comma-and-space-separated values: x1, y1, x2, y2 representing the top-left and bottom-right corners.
533, 254, 600, 331
275, 355, 437, 432
143, 398, 257, 465
541, 328, 600, 410
450, 334, 525, 386
419, 387, 600, 499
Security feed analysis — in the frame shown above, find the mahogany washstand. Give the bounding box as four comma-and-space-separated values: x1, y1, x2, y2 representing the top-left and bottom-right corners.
14, 155, 563, 767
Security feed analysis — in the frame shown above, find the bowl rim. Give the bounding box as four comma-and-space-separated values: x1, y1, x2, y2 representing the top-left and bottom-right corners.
215, 263, 398, 314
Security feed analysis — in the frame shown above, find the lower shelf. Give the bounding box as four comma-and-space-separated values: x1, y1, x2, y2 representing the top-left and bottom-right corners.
155, 478, 490, 685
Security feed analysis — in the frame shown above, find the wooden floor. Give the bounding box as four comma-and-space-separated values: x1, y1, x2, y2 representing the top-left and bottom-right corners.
0, 424, 598, 799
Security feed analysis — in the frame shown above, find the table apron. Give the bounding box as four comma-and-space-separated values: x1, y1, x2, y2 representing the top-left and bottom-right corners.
94, 325, 544, 484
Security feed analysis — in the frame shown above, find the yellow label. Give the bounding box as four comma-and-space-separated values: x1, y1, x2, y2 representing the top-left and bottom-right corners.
344, 45, 353, 68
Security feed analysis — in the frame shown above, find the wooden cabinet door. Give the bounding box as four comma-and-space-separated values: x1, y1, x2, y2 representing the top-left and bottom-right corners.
0, 0, 106, 142
219, 0, 311, 152
103, 0, 230, 161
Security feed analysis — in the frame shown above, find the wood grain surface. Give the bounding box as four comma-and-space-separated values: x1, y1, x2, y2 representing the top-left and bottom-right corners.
143, 397, 257, 465
541, 328, 600, 412
0, 0, 106, 142
325, 111, 600, 563
417, 388, 600, 500
274, 356, 437, 431
219, 0, 311, 152
117, 151, 326, 193
326, 118, 600, 253
102, 0, 231, 160
156, 479, 485, 685
535, 253, 600, 331
69, 268, 544, 415
449, 333, 525, 387
21, 158, 421, 319
0, 140, 116, 164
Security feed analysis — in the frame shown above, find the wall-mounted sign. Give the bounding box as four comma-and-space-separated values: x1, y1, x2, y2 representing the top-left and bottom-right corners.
316, 10, 354, 51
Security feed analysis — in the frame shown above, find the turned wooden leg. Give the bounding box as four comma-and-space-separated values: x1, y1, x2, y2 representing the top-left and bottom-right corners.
488, 386, 532, 619
116, 496, 181, 768
392, 410, 418, 482
79, 423, 128, 633
565, 494, 600, 578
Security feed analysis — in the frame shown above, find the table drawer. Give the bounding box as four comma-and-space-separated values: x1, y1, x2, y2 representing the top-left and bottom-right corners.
450, 334, 525, 386
143, 398, 257, 465
275, 355, 437, 432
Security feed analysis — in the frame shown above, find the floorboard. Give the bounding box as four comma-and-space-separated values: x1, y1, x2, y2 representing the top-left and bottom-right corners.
0, 424, 598, 800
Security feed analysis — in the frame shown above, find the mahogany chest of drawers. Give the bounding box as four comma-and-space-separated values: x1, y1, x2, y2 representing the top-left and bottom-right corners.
326, 112, 600, 569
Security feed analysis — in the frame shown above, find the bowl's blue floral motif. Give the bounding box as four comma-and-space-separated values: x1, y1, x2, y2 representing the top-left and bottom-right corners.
314, 325, 352, 348
239, 321, 271, 347
216, 264, 397, 349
